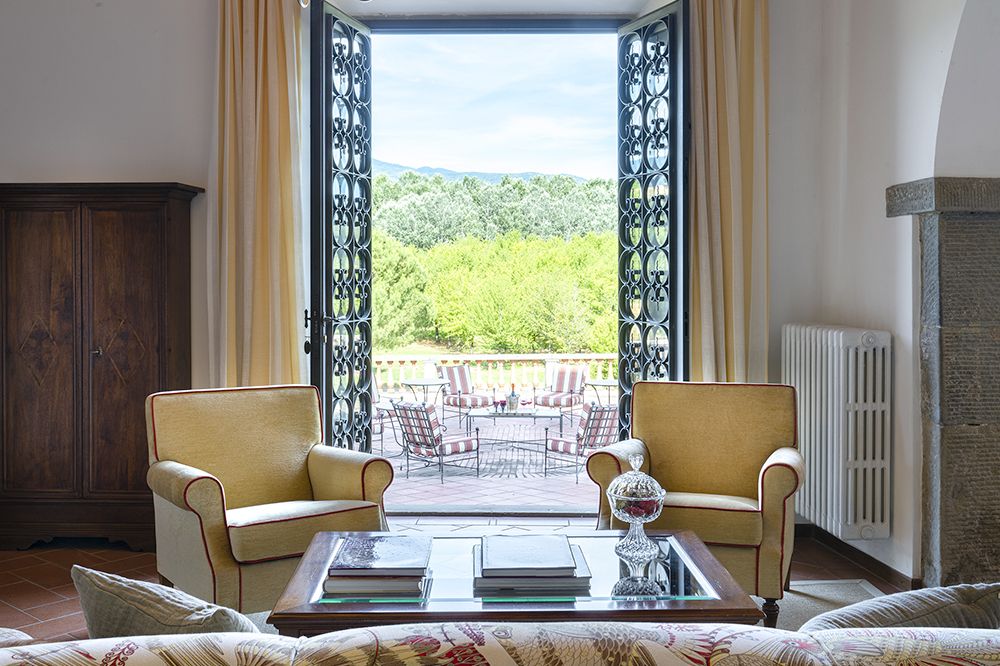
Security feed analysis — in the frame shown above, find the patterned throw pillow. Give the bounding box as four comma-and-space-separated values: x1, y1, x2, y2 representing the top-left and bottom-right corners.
71, 566, 259, 639
800, 583, 1000, 631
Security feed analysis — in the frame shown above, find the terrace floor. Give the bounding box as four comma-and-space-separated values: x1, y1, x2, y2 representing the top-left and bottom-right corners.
378, 408, 599, 513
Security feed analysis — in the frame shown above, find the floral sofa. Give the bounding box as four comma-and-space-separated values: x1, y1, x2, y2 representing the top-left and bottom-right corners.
2, 622, 999, 665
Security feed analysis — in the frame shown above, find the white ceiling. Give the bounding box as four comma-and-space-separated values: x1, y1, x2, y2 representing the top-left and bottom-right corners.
331, 0, 654, 20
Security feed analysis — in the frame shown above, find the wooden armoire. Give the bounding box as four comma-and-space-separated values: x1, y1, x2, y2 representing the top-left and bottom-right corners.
0, 183, 199, 550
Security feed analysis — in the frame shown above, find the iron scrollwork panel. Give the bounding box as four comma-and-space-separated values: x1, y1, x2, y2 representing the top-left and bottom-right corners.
617, 16, 677, 437
325, 13, 372, 450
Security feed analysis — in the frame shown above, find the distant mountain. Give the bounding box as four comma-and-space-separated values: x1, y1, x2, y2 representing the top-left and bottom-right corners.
373, 158, 587, 184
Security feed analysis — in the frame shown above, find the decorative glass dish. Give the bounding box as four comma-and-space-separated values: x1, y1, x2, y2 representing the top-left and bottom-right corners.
606, 454, 666, 563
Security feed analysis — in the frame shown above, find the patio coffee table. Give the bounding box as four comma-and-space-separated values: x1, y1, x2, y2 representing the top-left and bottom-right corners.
466, 405, 565, 437
269, 529, 764, 636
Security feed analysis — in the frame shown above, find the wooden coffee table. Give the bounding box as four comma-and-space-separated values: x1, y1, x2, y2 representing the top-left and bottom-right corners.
269, 529, 763, 636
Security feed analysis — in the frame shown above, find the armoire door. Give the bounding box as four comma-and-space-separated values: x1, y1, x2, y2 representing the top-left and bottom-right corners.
83, 204, 163, 498
0, 205, 81, 498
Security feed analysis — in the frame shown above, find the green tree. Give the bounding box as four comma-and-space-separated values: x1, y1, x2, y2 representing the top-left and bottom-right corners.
372, 230, 432, 349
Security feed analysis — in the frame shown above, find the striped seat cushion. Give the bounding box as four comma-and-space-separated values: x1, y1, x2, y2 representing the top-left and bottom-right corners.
410, 436, 479, 458
547, 437, 583, 455
443, 393, 493, 408
535, 391, 583, 407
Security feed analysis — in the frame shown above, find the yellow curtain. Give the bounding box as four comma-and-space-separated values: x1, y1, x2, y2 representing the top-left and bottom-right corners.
689, 0, 770, 382
208, 0, 306, 386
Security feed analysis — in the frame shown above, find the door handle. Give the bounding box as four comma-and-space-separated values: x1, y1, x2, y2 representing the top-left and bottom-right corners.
90, 347, 104, 358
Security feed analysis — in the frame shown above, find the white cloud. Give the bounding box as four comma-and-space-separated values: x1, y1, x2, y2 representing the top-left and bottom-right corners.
371, 32, 617, 180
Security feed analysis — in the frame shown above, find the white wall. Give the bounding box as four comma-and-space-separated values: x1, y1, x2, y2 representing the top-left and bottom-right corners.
935, 0, 1000, 177
769, 0, 966, 578
0, 0, 216, 388
766, 0, 825, 381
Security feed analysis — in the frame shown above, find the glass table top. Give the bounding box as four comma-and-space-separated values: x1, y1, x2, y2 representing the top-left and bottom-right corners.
316, 533, 717, 606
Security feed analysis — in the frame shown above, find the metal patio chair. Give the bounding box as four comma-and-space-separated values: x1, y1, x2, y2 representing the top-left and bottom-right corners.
392, 401, 480, 483
371, 378, 395, 455
544, 402, 619, 482
534, 363, 588, 420
437, 363, 493, 427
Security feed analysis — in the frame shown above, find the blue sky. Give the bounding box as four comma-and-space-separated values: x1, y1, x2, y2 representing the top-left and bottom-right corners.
371, 33, 617, 180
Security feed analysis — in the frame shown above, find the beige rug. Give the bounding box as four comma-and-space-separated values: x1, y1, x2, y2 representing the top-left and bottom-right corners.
764, 579, 884, 631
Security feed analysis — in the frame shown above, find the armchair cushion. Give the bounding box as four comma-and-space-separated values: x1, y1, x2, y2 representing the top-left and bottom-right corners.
535, 391, 583, 407
660, 492, 762, 546
443, 393, 492, 408
411, 436, 479, 458
547, 437, 584, 455
227, 500, 382, 564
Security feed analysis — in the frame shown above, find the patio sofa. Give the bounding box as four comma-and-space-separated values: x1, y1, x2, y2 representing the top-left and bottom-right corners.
2, 622, 999, 664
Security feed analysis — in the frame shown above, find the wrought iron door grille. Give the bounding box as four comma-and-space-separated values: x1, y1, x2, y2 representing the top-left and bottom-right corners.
319, 10, 373, 450
617, 7, 686, 438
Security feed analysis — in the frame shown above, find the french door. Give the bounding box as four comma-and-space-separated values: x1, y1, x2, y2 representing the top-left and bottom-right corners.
308, 5, 689, 448
308, 1, 374, 451
616, 2, 689, 436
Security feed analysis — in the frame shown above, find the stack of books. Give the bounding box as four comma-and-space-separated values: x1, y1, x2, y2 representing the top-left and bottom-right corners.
473, 534, 591, 595
324, 535, 432, 598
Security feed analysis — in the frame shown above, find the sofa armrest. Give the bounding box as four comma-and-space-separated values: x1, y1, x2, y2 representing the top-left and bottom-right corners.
308, 445, 394, 506
757, 446, 805, 597
585, 438, 649, 528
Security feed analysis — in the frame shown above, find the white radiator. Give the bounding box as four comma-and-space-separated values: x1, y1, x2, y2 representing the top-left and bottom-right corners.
781, 324, 892, 540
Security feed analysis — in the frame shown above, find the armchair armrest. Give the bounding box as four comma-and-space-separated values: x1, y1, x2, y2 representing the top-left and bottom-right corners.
308, 445, 394, 505
585, 438, 649, 528
147, 460, 227, 519
757, 446, 805, 596
147, 461, 239, 606
758, 446, 805, 503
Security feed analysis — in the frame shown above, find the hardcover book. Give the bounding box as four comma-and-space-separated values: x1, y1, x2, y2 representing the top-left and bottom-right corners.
329, 535, 432, 577
473, 544, 591, 591
323, 574, 430, 596
480, 534, 576, 577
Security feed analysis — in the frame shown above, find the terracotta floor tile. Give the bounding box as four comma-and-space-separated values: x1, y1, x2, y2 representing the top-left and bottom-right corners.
116, 569, 159, 583
85, 548, 145, 563
48, 584, 80, 601
0, 601, 38, 628
0, 580, 65, 610
11, 562, 73, 588
21, 612, 88, 640
69, 629, 90, 640
88, 553, 155, 575
34, 549, 109, 570
26, 597, 83, 622
0, 571, 22, 586
0, 551, 25, 561
0, 554, 46, 572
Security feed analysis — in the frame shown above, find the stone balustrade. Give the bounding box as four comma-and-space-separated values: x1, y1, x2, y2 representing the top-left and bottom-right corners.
374, 353, 616, 395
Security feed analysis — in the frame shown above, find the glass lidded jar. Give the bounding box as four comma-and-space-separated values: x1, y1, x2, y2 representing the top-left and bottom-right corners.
606, 453, 666, 563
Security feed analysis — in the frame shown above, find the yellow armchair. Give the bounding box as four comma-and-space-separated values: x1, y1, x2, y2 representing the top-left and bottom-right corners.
587, 381, 804, 627
145, 385, 393, 613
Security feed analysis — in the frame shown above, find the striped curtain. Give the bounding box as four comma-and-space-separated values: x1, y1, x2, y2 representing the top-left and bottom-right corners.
689, 0, 770, 382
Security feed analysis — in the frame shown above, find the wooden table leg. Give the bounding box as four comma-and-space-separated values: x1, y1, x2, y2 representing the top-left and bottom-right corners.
762, 599, 779, 628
